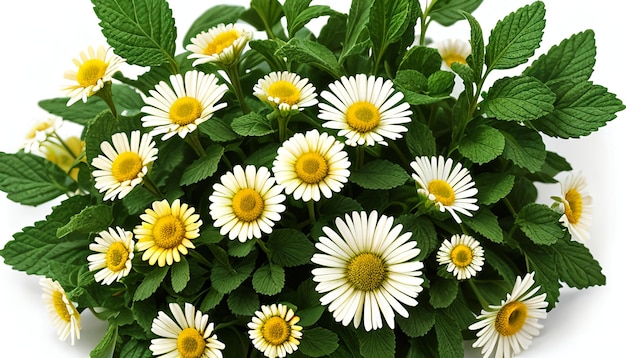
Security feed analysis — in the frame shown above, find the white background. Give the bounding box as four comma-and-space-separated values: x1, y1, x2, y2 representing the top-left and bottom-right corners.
0, 1, 623, 357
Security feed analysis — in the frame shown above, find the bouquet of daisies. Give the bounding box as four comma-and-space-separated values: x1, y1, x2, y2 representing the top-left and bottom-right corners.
0, 0, 622, 357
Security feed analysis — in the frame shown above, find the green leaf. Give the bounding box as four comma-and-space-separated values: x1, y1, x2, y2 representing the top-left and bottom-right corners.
84, 111, 143, 165
405, 121, 437, 158
0, 151, 71, 205
180, 144, 224, 186
532, 81, 625, 138
183, 5, 245, 46
458, 124, 505, 164
521, 243, 561, 308
267, 228, 315, 267
429, 279, 458, 309
171, 257, 190, 293
231, 112, 275, 137
283, 0, 337, 37
498, 122, 546, 172
118, 339, 152, 358
368, 0, 411, 60
56, 205, 113, 238
299, 327, 340, 357
524, 30, 596, 87
91, 0, 176, 66
90, 322, 118, 358
434, 311, 464, 358
133, 266, 169, 301
199, 117, 239, 142
516, 203, 564, 245
461, 10, 484, 81
474, 173, 515, 205
463, 209, 504, 243
483, 247, 518, 286
350, 160, 409, 190
430, 0, 483, 27
427, 70, 455, 96
485, 1, 545, 70
553, 239, 606, 288
340, 0, 374, 63
199, 288, 224, 312
397, 302, 436, 338
228, 239, 257, 258
395, 214, 439, 261
276, 38, 343, 78
249, 0, 284, 31
252, 263, 285, 296
357, 327, 395, 358
210, 252, 257, 294
227, 285, 260, 316
483, 76, 556, 121
399, 46, 442, 77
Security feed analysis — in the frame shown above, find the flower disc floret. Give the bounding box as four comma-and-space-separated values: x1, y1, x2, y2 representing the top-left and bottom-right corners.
87, 226, 135, 285
436, 234, 484, 280
253, 71, 318, 112
186, 23, 253, 66
248, 303, 303, 358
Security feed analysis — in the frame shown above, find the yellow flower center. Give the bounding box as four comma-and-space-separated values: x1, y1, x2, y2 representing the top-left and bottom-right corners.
106, 241, 130, 272
564, 189, 583, 224
176, 327, 206, 358
495, 301, 528, 336
450, 244, 473, 268
152, 214, 186, 249
346, 253, 386, 291
345, 101, 381, 133
76, 58, 108, 87
232, 188, 265, 222
295, 152, 328, 184
428, 179, 456, 206
26, 122, 54, 140
267, 80, 301, 105
443, 53, 467, 68
169, 96, 203, 126
262, 316, 291, 346
111, 151, 143, 182
204, 29, 239, 55
52, 291, 72, 323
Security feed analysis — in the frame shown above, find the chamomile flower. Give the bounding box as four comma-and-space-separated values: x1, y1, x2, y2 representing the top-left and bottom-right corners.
552, 172, 592, 242
410, 155, 479, 223
91, 130, 158, 201
62, 45, 125, 106
87, 226, 135, 285
134, 199, 202, 267
186, 23, 253, 67
141, 70, 229, 140
469, 272, 548, 358
209, 165, 286, 242
272, 129, 350, 202
41, 135, 85, 181
253, 71, 318, 113
40, 277, 81, 345
23, 116, 63, 153
248, 303, 303, 358
318, 74, 412, 146
311, 211, 424, 331
436, 234, 484, 280
436, 38, 471, 69
150, 302, 225, 358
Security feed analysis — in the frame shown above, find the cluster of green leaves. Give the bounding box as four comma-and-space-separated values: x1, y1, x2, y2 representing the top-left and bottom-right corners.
0, 0, 622, 357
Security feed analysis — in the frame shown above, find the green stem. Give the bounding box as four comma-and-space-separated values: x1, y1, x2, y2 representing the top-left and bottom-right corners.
190, 250, 213, 268
277, 113, 292, 142
50, 133, 79, 160
185, 130, 207, 157
354, 146, 365, 170
468, 279, 490, 310
95, 82, 117, 119
224, 63, 250, 114
306, 200, 317, 224
255, 237, 271, 259
142, 175, 163, 199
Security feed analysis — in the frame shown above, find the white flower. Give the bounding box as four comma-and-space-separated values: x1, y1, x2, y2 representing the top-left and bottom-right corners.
248, 303, 303, 358
469, 272, 548, 358
209, 165, 286, 242
253, 71, 318, 113
150, 302, 225, 358
272, 129, 350, 202
436, 234, 484, 280
410, 155, 479, 223
141, 70, 229, 140
552, 171, 592, 242
40, 277, 81, 345
91, 130, 158, 201
318, 74, 412, 146
436, 38, 471, 69
62, 45, 125, 106
186, 23, 253, 67
23, 116, 63, 153
311, 211, 424, 331
87, 226, 135, 285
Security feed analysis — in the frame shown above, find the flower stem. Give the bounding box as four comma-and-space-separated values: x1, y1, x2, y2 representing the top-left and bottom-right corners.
468, 279, 490, 310
306, 200, 317, 224
185, 130, 207, 157
224, 63, 250, 114
95, 82, 117, 119
142, 175, 163, 198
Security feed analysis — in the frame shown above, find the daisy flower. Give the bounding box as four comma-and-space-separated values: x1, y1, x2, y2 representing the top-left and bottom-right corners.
23, 116, 63, 153
436, 234, 484, 280
40, 277, 81, 345
272, 129, 350, 202
469, 272, 548, 358
62, 45, 126, 106
253, 71, 318, 113
150, 302, 225, 358
87, 226, 135, 285
248, 303, 303, 358
209, 165, 286, 242
134, 198, 202, 267
41, 135, 85, 181
318, 74, 412, 146
552, 171, 592, 242
91, 130, 158, 201
311, 211, 424, 331
410, 155, 479, 223
436, 38, 472, 69
141, 70, 229, 140
186, 23, 253, 67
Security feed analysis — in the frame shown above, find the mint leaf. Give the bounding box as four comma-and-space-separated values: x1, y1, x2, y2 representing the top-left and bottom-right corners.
226, 285, 260, 316
483, 76, 556, 121
463, 209, 503, 243
299, 327, 340, 357
458, 124, 505, 164
199, 288, 224, 312
231, 112, 275, 137
183, 5, 245, 46
485, 1, 545, 70
430, 0, 483, 26
276, 38, 343, 78
475, 173, 515, 205
369, 0, 411, 61
357, 327, 396, 358
521, 243, 561, 308
461, 10, 485, 81
91, 0, 176, 66
283, 0, 337, 37
406, 121, 437, 158
133, 266, 169, 301
90, 322, 118, 358
340, 0, 374, 63
180, 144, 224, 186
516, 203, 564, 245
199, 117, 239, 142
429, 279, 458, 309
399, 46, 442, 77
210, 253, 257, 294
498, 122, 546, 172
397, 302, 435, 338
248, 0, 284, 31
57, 205, 113, 238
170, 257, 190, 293
251, 263, 285, 296
350, 160, 409, 190
435, 311, 464, 358
267, 229, 315, 267
554, 239, 606, 288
